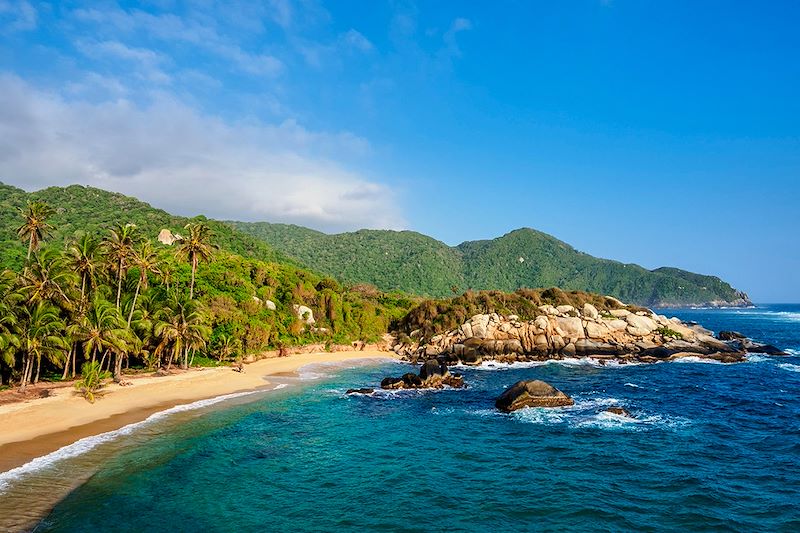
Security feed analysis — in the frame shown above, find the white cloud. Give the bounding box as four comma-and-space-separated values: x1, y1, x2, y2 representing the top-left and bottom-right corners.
0, 75, 403, 232
71, 6, 283, 78
443, 17, 472, 57
341, 29, 374, 53
0, 0, 36, 31
77, 40, 171, 84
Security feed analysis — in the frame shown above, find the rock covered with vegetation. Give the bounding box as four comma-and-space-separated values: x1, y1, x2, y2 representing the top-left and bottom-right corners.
391, 288, 754, 365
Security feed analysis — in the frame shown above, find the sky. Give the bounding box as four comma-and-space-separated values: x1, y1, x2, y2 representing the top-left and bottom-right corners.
0, 1, 798, 302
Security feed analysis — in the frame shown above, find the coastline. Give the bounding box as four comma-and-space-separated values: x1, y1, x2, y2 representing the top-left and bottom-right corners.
0, 350, 396, 474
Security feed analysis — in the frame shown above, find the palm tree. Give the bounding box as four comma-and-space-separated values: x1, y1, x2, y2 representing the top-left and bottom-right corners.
102, 224, 138, 309
154, 292, 210, 369
0, 271, 21, 383
66, 234, 100, 309
19, 249, 76, 308
212, 333, 240, 362
17, 201, 55, 261
68, 297, 129, 379
175, 222, 218, 300
126, 241, 161, 327
17, 301, 67, 390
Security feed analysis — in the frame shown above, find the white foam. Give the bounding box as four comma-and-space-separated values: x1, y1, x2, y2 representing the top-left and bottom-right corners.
455, 357, 641, 372
624, 382, 641, 389
671, 356, 724, 365
778, 363, 800, 373
746, 355, 771, 363
786, 348, 800, 356
0, 390, 260, 494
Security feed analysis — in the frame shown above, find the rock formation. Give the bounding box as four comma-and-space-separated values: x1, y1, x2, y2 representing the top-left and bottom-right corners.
495, 380, 574, 412
390, 299, 780, 365
380, 360, 465, 390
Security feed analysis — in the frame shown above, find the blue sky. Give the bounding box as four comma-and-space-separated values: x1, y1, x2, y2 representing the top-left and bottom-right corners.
0, 1, 798, 301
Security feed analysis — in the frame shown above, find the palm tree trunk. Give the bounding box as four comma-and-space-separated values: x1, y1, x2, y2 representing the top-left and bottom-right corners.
62, 346, 73, 380
114, 352, 123, 381
189, 255, 197, 299
99, 349, 108, 372
116, 258, 124, 309
34, 355, 41, 384
72, 343, 77, 377
127, 279, 142, 327
27, 233, 34, 261
20, 356, 30, 391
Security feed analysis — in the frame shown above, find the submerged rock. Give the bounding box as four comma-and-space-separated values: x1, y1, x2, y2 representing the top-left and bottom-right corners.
604, 406, 634, 418
346, 388, 374, 395
495, 380, 574, 413
379, 361, 466, 391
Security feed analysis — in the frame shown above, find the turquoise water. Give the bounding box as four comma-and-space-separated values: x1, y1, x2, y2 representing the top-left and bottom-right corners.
25, 306, 800, 531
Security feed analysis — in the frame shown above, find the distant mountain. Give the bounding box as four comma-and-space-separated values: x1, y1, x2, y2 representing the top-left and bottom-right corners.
229, 222, 751, 308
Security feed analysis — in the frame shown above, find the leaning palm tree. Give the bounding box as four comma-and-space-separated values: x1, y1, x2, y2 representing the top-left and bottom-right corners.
68, 297, 129, 380
102, 223, 138, 309
17, 201, 55, 261
17, 301, 67, 390
126, 241, 161, 327
175, 222, 218, 300
154, 292, 210, 370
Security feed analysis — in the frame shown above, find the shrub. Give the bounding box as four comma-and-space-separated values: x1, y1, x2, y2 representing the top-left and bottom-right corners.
656, 326, 683, 340
74, 361, 111, 403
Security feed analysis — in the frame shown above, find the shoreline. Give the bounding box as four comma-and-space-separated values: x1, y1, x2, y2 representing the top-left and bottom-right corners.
0, 350, 397, 474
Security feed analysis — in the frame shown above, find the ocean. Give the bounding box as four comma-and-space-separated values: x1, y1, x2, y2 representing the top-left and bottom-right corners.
3, 305, 800, 531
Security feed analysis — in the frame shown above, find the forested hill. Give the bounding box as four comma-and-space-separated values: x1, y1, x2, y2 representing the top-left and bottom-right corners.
229, 222, 751, 308
0, 183, 291, 269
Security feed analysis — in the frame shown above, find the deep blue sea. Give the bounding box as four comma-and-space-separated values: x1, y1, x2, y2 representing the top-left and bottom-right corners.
2, 305, 800, 532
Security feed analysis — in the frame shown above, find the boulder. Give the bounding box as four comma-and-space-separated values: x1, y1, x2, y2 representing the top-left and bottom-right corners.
346, 388, 374, 395
582, 303, 599, 319
556, 316, 585, 339
401, 373, 423, 388
575, 338, 621, 356
265, 300, 277, 311
604, 319, 629, 332
718, 331, 747, 341
380, 377, 404, 389
293, 305, 316, 325
419, 359, 448, 381
495, 380, 574, 412
604, 406, 634, 418
157, 228, 178, 245
625, 314, 658, 335
556, 305, 575, 314
746, 343, 789, 356
585, 321, 609, 339
610, 309, 631, 318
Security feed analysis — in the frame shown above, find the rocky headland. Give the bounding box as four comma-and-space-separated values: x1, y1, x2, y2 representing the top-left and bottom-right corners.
391, 297, 784, 366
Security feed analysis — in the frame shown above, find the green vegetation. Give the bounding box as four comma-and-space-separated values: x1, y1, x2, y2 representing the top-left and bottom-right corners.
230, 223, 750, 307
74, 361, 111, 403
656, 326, 684, 340
394, 287, 631, 340
0, 183, 415, 391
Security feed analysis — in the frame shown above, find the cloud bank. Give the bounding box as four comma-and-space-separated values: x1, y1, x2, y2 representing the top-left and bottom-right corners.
0, 75, 403, 232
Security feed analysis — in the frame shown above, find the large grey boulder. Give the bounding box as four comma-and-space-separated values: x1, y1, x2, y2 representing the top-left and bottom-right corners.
495, 380, 574, 413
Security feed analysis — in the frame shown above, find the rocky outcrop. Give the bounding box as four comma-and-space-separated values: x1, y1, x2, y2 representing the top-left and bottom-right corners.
390, 299, 783, 365
292, 305, 315, 325
604, 406, 634, 418
346, 388, 374, 395
495, 380, 574, 412
380, 360, 465, 390
716, 331, 789, 356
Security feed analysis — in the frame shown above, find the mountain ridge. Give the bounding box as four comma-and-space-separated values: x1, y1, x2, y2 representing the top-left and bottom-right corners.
229, 222, 751, 308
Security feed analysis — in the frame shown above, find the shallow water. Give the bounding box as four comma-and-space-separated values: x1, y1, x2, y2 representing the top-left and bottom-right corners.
8, 306, 800, 531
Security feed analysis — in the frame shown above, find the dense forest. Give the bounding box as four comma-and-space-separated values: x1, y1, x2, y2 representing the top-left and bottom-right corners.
0, 183, 414, 392
229, 222, 750, 307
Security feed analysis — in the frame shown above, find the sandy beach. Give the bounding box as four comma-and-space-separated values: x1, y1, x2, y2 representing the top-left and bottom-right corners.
0, 350, 395, 474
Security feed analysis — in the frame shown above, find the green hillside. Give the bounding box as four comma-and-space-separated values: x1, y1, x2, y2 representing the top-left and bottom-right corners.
230, 223, 750, 308
0, 182, 414, 386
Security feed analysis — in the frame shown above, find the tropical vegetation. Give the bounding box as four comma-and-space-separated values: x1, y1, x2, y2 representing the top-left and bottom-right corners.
229, 222, 749, 307
0, 184, 415, 392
